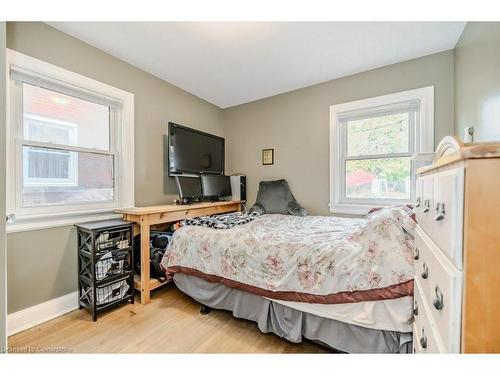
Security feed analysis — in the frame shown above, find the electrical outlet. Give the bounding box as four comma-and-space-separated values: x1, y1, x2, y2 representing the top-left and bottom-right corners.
464, 126, 474, 143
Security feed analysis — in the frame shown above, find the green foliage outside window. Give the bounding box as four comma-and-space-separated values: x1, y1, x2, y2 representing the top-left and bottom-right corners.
345, 112, 412, 199
346, 112, 411, 184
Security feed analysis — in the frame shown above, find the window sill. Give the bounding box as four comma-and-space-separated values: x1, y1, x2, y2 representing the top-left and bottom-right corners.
6, 210, 123, 233
329, 201, 409, 215
329, 203, 376, 216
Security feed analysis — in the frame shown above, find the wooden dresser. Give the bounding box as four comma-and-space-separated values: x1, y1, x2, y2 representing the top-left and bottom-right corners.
412, 136, 500, 353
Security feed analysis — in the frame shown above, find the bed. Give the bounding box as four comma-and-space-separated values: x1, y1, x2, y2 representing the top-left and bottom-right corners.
160, 207, 416, 353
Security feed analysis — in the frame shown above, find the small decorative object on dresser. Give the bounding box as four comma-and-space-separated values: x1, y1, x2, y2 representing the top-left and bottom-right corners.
76, 219, 135, 321
413, 136, 500, 353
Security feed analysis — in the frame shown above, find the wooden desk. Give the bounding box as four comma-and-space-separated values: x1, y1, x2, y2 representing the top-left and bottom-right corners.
116, 201, 242, 304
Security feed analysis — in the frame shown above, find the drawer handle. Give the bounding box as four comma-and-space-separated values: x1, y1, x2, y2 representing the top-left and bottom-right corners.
420, 329, 427, 349
420, 336, 428, 349
414, 247, 419, 260
434, 203, 445, 221
422, 200, 430, 213
432, 286, 444, 310
421, 263, 429, 279
413, 300, 419, 316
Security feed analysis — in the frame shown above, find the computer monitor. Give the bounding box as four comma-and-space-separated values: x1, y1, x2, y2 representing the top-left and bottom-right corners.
201, 174, 232, 199
175, 176, 202, 201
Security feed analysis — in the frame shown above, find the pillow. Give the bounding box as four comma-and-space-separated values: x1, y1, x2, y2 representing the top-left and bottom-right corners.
250, 179, 307, 216
365, 205, 416, 237
401, 212, 416, 237
368, 204, 415, 221
398, 205, 416, 236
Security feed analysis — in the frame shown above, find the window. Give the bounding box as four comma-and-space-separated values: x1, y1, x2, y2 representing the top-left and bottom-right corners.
330, 87, 434, 215
19, 84, 113, 206
6, 50, 134, 232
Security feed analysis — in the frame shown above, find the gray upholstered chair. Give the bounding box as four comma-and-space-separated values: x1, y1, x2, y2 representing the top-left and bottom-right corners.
250, 179, 307, 216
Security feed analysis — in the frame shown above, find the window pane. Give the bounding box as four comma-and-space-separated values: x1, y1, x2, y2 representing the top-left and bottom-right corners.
22, 146, 114, 207
347, 112, 410, 156
23, 83, 110, 150
345, 157, 411, 200
26, 148, 71, 179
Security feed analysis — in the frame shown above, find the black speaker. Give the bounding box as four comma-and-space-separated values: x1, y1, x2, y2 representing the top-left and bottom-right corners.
240, 175, 246, 201
230, 175, 246, 201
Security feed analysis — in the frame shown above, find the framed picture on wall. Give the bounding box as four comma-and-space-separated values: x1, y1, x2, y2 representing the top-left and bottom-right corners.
262, 148, 274, 165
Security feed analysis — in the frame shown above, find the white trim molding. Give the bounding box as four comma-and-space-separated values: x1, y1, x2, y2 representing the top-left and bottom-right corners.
6, 212, 122, 234
7, 291, 78, 336
329, 86, 434, 215
5, 49, 135, 233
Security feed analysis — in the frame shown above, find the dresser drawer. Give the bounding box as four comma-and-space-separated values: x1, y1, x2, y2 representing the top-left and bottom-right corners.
415, 177, 423, 217
415, 226, 463, 353
431, 167, 464, 269
413, 280, 445, 354
415, 175, 434, 237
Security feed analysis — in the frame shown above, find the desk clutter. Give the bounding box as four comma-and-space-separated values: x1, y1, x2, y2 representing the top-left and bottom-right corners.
133, 230, 174, 282
76, 219, 135, 321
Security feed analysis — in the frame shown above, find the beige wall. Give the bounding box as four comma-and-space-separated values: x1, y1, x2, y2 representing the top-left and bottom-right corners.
454, 22, 500, 142
6, 22, 223, 313
223, 51, 455, 215
1, 21, 7, 350
8, 227, 77, 313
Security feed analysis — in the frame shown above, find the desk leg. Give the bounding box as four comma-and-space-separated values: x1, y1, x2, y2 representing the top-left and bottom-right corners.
140, 216, 151, 304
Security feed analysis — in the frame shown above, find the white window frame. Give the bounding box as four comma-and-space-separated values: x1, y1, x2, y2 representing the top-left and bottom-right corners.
23, 113, 79, 187
329, 87, 434, 215
6, 49, 135, 233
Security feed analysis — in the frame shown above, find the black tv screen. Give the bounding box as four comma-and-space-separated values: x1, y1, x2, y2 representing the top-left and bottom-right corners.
168, 122, 224, 175
175, 176, 202, 199
201, 174, 232, 198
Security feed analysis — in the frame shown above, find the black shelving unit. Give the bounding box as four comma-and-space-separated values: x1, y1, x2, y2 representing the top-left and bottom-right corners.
76, 219, 134, 321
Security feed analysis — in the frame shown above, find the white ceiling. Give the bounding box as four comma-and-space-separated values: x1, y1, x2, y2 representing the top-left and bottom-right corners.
48, 22, 466, 108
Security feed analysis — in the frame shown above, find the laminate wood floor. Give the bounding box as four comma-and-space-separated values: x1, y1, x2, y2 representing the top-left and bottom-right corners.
8, 284, 330, 353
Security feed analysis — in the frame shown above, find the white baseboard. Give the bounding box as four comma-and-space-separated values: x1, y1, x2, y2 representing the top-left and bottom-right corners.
7, 291, 78, 336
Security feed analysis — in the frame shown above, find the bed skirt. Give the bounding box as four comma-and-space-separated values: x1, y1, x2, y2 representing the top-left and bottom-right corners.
173, 273, 412, 354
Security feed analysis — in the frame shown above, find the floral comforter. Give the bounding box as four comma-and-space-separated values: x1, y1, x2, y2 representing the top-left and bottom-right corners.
161, 207, 415, 304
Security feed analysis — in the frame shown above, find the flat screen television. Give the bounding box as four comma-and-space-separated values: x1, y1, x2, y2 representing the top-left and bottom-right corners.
175, 176, 202, 200
201, 174, 232, 199
168, 122, 225, 175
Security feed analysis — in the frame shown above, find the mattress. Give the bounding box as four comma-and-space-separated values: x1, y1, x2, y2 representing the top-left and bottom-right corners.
162, 209, 415, 305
